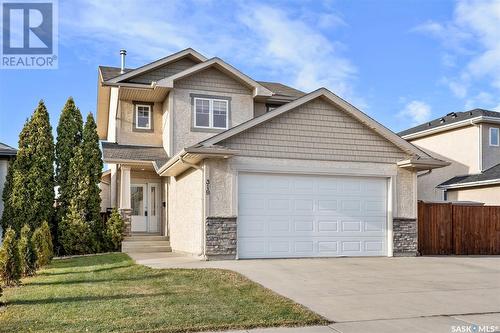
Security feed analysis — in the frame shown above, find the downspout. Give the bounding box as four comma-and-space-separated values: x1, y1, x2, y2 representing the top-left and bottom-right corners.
201, 161, 209, 260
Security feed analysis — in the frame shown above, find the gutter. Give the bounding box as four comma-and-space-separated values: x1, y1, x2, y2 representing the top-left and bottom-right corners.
437, 178, 500, 190
102, 81, 158, 89
397, 158, 450, 170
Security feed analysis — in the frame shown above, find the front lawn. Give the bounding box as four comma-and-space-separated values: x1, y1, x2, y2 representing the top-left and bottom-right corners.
0, 253, 327, 332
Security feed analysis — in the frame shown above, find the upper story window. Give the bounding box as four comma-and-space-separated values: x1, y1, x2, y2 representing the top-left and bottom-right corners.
134, 103, 153, 131
193, 97, 229, 130
490, 127, 499, 146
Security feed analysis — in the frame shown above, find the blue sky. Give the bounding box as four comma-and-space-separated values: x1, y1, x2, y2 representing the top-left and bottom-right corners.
2, 0, 500, 148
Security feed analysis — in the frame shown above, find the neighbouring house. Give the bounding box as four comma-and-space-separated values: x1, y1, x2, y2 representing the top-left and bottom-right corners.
96, 48, 447, 259
0, 142, 17, 240
400, 109, 500, 205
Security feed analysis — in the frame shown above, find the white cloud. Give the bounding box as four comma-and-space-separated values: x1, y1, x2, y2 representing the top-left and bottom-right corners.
59, 0, 360, 103
398, 100, 432, 125
415, 0, 500, 109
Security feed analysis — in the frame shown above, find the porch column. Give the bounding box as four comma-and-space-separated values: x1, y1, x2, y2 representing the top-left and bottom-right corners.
119, 166, 131, 209
110, 164, 117, 208
119, 166, 132, 237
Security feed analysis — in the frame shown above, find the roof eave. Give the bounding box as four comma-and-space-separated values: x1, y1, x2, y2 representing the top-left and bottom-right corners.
402, 116, 500, 140
158, 147, 237, 176
397, 158, 451, 171
437, 178, 500, 190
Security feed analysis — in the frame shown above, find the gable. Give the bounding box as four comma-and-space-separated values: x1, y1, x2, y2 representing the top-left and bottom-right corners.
174, 67, 252, 95
219, 98, 409, 163
127, 57, 198, 84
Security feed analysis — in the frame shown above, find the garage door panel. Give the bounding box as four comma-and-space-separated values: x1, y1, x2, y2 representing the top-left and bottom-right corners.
238, 173, 387, 258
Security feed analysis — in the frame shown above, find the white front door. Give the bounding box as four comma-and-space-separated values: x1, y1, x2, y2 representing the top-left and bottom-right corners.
147, 183, 160, 233
130, 183, 160, 233
131, 184, 147, 232
238, 173, 388, 258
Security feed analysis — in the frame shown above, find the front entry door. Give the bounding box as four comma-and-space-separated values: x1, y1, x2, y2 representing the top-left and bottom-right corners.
131, 183, 160, 233
147, 183, 160, 233
131, 184, 147, 232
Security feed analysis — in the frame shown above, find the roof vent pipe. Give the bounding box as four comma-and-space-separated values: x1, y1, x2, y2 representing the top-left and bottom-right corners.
120, 49, 127, 74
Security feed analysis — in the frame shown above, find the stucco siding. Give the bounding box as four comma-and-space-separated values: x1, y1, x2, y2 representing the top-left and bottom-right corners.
171, 70, 254, 154
117, 100, 163, 146
220, 98, 409, 163
447, 186, 500, 205
254, 102, 267, 117
410, 126, 479, 201
128, 57, 198, 84
175, 67, 252, 95
168, 168, 203, 255
207, 156, 417, 220
481, 123, 500, 171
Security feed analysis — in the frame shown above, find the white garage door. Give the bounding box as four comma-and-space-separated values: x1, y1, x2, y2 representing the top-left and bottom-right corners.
238, 173, 388, 258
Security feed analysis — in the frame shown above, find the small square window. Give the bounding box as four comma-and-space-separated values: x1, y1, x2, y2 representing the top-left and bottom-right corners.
135, 104, 151, 130
490, 127, 499, 146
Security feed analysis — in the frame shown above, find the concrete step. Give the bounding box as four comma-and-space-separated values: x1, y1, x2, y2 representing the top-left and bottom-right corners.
122, 237, 172, 253
123, 235, 169, 242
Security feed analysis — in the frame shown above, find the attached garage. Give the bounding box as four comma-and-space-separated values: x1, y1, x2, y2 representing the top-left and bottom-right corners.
190, 89, 449, 259
237, 173, 388, 258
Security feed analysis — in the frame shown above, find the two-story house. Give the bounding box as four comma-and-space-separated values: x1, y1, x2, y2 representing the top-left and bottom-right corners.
400, 109, 500, 204
96, 48, 447, 259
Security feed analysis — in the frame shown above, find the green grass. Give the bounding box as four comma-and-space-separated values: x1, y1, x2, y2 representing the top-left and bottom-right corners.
0, 253, 327, 332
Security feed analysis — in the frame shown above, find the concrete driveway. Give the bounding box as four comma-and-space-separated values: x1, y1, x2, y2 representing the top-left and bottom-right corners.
130, 253, 500, 332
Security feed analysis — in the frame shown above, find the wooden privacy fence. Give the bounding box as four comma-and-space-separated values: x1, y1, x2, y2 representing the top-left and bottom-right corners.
418, 201, 500, 255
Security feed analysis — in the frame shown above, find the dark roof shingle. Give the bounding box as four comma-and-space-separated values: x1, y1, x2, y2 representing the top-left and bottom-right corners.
99, 66, 133, 81
399, 109, 500, 137
439, 163, 500, 188
0, 142, 17, 156
101, 142, 168, 166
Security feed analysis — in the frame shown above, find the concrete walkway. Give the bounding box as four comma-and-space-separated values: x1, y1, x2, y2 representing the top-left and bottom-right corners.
129, 253, 500, 333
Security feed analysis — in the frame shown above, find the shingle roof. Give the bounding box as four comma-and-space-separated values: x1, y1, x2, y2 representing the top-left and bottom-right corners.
101, 142, 168, 166
439, 163, 500, 188
0, 142, 17, 156
399, 108, 500, 137
99, 66, 304, 100
99, 66, 133, 81
257, 81, 305, 100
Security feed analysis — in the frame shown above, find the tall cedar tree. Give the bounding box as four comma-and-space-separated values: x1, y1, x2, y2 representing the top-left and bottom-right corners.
82, 113, 104, 251
1, 159, 15, 235
55, 98, 83, 247
59, 147, 94, 254
9, 101, 54, 232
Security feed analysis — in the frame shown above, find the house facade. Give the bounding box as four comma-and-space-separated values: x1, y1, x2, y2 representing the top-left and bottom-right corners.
97, 48, 447, 259
400, 109, 500, 205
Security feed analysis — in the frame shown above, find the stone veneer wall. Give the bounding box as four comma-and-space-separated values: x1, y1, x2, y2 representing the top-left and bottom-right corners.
205, 217, 237, 260
120, 208, 132, 237
393, 218, 418, 256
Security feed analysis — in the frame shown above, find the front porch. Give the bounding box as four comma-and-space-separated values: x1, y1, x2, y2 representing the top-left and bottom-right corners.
109, 163, 170, 253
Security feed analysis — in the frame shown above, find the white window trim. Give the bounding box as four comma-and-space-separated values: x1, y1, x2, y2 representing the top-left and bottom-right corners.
489, 127, 499, 147
193, 97, 229, 130
135, 104, 152, 130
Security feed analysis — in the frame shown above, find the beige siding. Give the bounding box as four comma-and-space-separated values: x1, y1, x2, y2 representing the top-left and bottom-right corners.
207, 156, 417, 220
117, 100, 163, 146
220, 98, 408, 163
99, 182, 110, 212
410, 126, 479, 201
481, 123, 500, 171
175, 67, 252, 95
447, 186, 500, 205
171, 68, 254, 154
167, 168, 203, 255
128, 57, 198, 84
